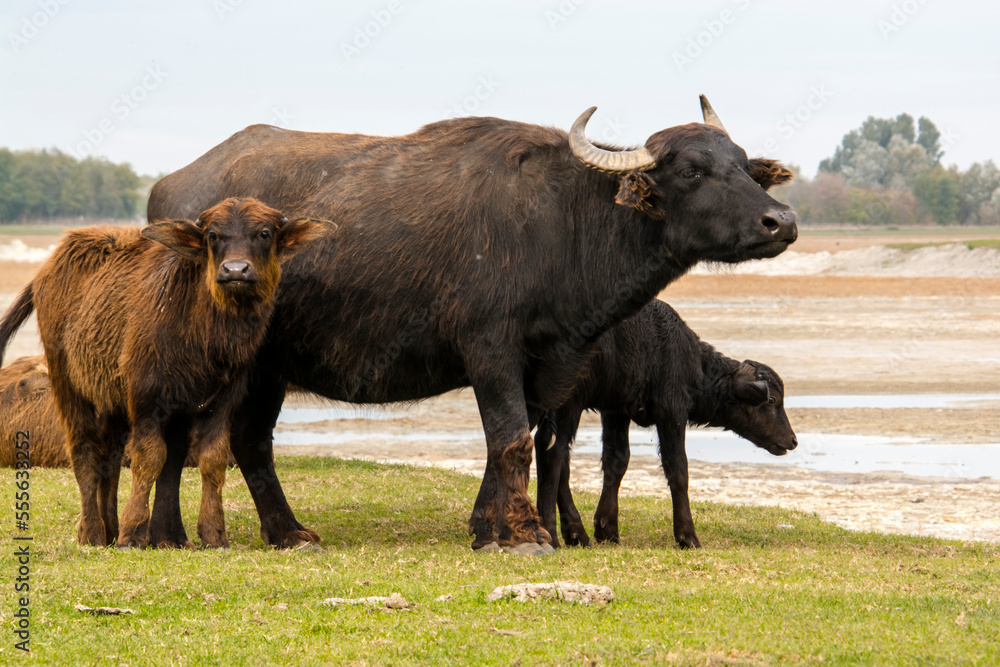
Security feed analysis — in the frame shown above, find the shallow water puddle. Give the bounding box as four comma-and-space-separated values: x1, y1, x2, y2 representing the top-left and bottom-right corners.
573, 428, 1000, 480
274, 420, 1000, 481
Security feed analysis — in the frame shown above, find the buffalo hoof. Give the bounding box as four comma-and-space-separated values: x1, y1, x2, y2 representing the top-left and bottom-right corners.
292, 540, 323, 553
268, 527, 321, 549
472, 541, 503, 553
502, 542, 555, 557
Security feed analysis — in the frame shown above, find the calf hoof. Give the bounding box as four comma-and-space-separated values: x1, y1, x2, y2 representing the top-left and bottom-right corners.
156, 539, 196, 550
78, 522, 108, 547
592, 525, 620, 545
676, 535, 702, 549
562, 528, 591, 548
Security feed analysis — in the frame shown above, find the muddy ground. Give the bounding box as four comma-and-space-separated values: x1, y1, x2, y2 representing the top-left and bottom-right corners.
2, 229, 999, 545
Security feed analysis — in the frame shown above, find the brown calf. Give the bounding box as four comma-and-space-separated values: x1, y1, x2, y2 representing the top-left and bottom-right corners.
0, 198, 320, 548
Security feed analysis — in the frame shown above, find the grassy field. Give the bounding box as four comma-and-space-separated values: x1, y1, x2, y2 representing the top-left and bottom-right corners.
2, 456, 997, 665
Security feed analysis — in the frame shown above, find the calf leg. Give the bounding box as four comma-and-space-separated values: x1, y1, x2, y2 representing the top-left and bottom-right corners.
555, 441, 590, 547
657, 420, 700, 549
118, 417, 168, 549
47, 365, 107, 547
230, 371, 320, 548
96, 415, 128, 545
594, 412, 630, 544
538, 408, 588, 548
533, 411, 562, 548
191, 415, 232, 548
149, 415, 194, 549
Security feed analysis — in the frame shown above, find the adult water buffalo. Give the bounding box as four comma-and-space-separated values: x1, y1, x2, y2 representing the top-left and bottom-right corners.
147, 97, 797, 552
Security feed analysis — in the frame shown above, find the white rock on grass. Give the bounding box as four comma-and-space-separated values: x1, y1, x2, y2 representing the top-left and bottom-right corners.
486, 581, 614, 605
321, 592, 410, 609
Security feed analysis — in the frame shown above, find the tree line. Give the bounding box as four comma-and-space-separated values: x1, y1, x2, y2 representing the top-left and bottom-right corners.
775, 114, 1000, 226
0, 148, 142, 222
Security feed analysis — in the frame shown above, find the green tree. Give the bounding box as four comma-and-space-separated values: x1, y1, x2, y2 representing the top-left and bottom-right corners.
913, 166, 960, 225
820, 113, 937, 190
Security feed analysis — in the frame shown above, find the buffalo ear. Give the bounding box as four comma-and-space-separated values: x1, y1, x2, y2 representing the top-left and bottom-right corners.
748, 158, 794, 191
142, 221, 205, 259
733, 378, 769, 406
615, 172, 666, 220
277, 218, 328, 253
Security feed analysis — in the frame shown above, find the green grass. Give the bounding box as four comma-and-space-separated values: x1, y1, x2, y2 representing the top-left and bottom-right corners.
3, 456, 998, 665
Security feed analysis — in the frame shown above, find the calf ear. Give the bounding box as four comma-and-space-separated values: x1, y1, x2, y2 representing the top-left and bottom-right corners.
141, 221, 205, 259
277, 218, 327, 253
748, 158, 794, 191
615, 172, 666, 221
733, 378, 769, 406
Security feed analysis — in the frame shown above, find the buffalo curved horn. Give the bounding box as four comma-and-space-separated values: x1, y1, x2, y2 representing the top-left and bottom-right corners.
569, 106, 656, 173
699, 94, 728, 134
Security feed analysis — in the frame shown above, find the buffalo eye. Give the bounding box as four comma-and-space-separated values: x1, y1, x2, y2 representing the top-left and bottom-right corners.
260, 229, 272, 240
208, 231, 218, 242
682, 168, 702, 179
768, 396, 776, 405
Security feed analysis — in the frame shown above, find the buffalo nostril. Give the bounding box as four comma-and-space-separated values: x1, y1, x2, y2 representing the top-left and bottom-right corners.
761, 209, 798, 241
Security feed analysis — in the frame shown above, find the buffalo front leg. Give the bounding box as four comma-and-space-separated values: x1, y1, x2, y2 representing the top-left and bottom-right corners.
657, 420, 700, 549
468, 375, 550, 551
149, 415, 195, 549
117, 418, 168, 549
191, 414, 233, 548
594, 412, 630, 544
230, 372, 320, 548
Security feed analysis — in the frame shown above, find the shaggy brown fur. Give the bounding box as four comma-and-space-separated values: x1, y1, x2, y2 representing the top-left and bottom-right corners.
0, 198, 320, 548
0, 357, 68, 468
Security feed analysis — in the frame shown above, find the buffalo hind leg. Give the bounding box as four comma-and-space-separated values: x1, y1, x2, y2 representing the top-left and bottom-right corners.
594, 412, 630, 544
231, 371, 320, 548
50, 368, 107, 547
658, 421, 700, 549
96, 415, 128, 545
149, 415, 195, 549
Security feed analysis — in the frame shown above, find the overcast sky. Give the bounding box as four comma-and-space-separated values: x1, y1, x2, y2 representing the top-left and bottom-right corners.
2, 1, 998, 177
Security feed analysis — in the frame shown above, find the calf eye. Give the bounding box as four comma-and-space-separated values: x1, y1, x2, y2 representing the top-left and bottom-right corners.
260, 229, 271, 240
682, 168, 702, 179
208, 231, 218, 241
767, 396, 776, 405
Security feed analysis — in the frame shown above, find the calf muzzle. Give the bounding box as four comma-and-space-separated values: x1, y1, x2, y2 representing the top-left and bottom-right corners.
216, 259, 258, 284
